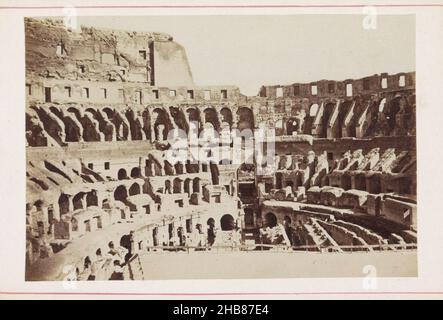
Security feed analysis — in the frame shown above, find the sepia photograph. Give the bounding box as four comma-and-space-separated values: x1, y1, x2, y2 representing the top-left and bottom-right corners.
23, 14, 418, 282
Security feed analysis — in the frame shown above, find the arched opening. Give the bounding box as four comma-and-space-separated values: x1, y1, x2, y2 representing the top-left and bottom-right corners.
309, 103, 319, 117
114, 185, 128, 201
174, 162, 184, 174
207, 218, 216, 246
184, 178, 192, 195
72, 192, 85, 210
86, 191, 98, 207
164, 160, 175, 175
125, 109, 143, 141
186, 108, 200, 134
130, 167, 140, 178
203, 108, 220, 132
385, 97, 402, 134
153, 108, 171, 141
117, 168, 128, 180
303, 103, 319, 134
169, 106, 189, 132
220, 108, 233, 127
129, 183, 141, 196
173, 178, 182, 194
207, 218, 215, 226
237, 107, 254, 131
379, 98, 387, 113
164, 180, 172, 194
192, 178, 200, 193
58, 194, 70, 216
321, 102, 335, 138
286, 118, 299, 135
264, 212, 278, 228
64, 121, 82, 142
220, 214, 235, 231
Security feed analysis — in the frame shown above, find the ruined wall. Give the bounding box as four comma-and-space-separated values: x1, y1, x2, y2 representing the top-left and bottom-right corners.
259, 72, 415, 99
153, 41, 194, 87
25, 18, 192, 86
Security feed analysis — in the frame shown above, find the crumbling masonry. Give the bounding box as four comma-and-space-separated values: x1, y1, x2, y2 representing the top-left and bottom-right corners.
25, 18, 417, 280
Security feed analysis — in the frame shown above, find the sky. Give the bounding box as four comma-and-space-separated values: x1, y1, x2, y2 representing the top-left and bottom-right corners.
77, 15, 415, 96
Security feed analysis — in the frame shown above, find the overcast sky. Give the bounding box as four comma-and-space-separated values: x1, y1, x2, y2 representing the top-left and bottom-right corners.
77, 15, 415, 95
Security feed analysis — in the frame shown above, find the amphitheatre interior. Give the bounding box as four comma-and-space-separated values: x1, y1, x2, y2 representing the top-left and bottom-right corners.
25, 18, 417, 281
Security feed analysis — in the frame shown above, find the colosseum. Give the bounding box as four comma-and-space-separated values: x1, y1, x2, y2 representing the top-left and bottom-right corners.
25, 17, 417, 281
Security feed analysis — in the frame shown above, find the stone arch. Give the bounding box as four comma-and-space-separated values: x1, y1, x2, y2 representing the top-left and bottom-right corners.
153, 108, 172, 141
114, 110, 131, 141
50, 107, 81, 142
72, 192, 85, 210
114, 185, 128, 201
68, 107, 101, 142
204, 108, 220, 131
58, 193, 70, 216
163, 160, 175, 175
86, 191, 98, 207
173, 177, 182, 193
101, 107, 115, 120
309, 103, 319, 117
385, 96, 403, 133
129, 182, 141, 196
141, 108, 151, 140
220, 214, 235, 231
264, 212, 278, 228
146, 156, 163, 176
184, 178, 192, 195
237, 107, 254, 130
125, 109, 143, 140
169, 106, 188, 132
31, 106, 64, 145
220, 108, 233, 127
207, 217, 215, 226
174, 161, 184, 175
117, 168, 128, 180
192, 177, 201, 193
130, 167, 141, 178
87, 108, 114, 141
186, 108, 200, 132
303, 103, 320, 134
286, 118, 299, 135
164, 180, 172, 194
321, 102, 335, 138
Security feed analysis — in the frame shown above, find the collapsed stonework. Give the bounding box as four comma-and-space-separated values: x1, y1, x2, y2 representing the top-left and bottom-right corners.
25, 18, 417, 281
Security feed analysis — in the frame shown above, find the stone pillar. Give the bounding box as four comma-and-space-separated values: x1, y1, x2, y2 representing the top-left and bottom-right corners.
68, 196, 74, 213
96, 192, 104, 209
53, 203, 61, 221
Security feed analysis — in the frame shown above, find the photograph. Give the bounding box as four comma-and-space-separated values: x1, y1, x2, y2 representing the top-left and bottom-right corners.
24, 14, 417, 281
